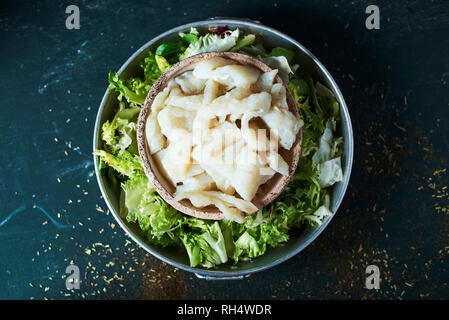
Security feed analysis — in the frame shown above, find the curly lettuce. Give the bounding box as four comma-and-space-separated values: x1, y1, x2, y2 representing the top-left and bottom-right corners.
179, 29, 240, 60
108, 52, 163, 104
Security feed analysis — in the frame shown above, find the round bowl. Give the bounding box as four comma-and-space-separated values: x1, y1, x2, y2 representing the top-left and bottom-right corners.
136, 51, 302, 221
93, 18, 353, 279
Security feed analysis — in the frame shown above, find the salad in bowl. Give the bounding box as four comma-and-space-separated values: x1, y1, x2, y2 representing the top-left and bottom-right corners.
94, 25, 346, 270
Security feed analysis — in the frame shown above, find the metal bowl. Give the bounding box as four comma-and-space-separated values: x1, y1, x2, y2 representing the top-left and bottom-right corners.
93, 18, 354, 280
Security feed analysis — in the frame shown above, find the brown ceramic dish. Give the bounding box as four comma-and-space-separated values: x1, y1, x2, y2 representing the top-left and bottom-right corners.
136, 51, 302, 220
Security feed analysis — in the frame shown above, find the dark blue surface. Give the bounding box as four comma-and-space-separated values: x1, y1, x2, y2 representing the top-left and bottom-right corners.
0, 0, 448, 299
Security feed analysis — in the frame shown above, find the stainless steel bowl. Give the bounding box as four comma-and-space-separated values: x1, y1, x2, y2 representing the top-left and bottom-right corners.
93, 18, 354, 280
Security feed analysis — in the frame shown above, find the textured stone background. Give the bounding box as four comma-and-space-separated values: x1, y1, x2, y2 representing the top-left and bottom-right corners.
0, 0, 448, 299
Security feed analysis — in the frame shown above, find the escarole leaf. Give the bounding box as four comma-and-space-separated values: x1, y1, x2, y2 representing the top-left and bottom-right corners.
121, 173, 149, 218
155, 55, 171, 73
141, 51, 163, 83
179, 29, 240, 59
123, 173, 184, 248
234, 231, 262, 260
201, 222, 228, 264
181, 233, 203, 267
101, 104, 140, 156
300, 195, 333, 226
94, 149, 143, 178
102, 118, 137, 155
316, 82, 340, 118
179, 27, 199, 41
108, 72, 146, 104
311, 119, 343, 188
312, 122, 333, 165
108, 51, 162, 105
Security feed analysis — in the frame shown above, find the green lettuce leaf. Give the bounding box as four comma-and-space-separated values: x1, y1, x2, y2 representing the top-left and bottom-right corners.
316, 82, 340, 118
179, 29, 240, 60
178, 27, 199, 44
241, 43, 267, 56
200, 222, 228, 264
108, 51, 162, 104
138, 193, 184, 246
312, 120, 343, 188
300, 195, 333, 226
93, 150, 143, 178
102, 117, 138, 155
141, 51, 163, 85
155, 42, 183, 63
268, 46, 295, 63
180, 224, 227, 268
234, 231, 262, 260
231, 34, 256, 52
108, 72, 146, 104
289, 78, 324, 157
181, 233, 203, 267
155, 55, 171, 73
121, 173, 148, 218
312, 122, 333, 164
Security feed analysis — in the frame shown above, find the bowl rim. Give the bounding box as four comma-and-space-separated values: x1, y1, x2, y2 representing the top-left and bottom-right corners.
93, 18, 354, 277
